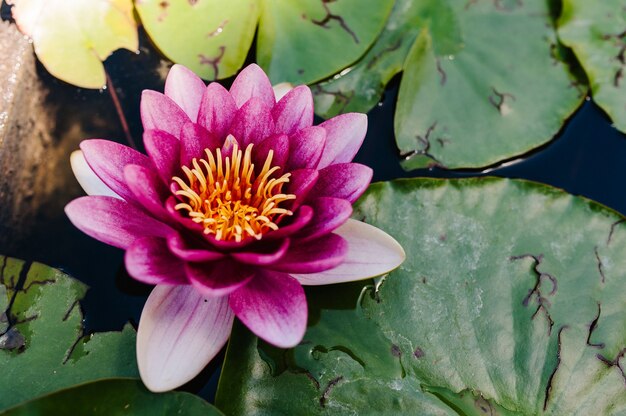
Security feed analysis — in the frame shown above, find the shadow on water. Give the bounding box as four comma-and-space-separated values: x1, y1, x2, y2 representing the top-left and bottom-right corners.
2, 33, 626, 401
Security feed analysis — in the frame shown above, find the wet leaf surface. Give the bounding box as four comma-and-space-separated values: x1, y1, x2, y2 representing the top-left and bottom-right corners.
0, 257, 138, 411
257, 0, 394, 85
0, 379, 223, 415
216, 178, 626, 415
135, 0, 259, 81
558, 0, 626, 133
9, 0, 138, 88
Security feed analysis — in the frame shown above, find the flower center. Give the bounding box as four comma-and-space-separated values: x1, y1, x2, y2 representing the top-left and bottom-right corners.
172, 138, 296, 242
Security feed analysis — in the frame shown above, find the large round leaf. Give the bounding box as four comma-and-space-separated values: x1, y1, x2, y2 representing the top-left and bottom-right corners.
312, 0, 460, 118
9, 0, 138, 89
558, 0, 626, 133
257, 0, 394, 85
0, 257, 138, 411
136, 0, 259, 80
0, 379, 223, 415
216, 178, 626, 415
396, 0, 586, 170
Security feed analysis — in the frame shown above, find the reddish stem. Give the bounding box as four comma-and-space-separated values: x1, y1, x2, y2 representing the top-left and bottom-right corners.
105, 72, 137, 149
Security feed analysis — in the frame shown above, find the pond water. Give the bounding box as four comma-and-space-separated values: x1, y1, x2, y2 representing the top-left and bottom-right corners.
2, 33, 626, 402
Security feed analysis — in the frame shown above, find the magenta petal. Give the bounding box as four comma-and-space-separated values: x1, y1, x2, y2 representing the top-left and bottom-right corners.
167, 233, 225, 262
124, 164, 170, 222
310, 163, 373, 203
231, 238, 290, 265
318, 113, 368, 168
253, 134, 289, 170
80, 139, 151, 202
229, 270, 307, 348
180, 121, 221, 166
186, 259, 254, 297
272, 85, 314, 136
125, 237, 187, 285
164, 64, 205, 122
65, 196, 172, 249
229, 64, 275, 109
137, 285, 233, 392
265, 205, 314, 239
141, 90, 189, 136
228, 97, 275, 146
298, 197, 352, 241
197, 82, 237, 139
270, 233, 347, 273
287, 126, 326, 170
144, 129, 181, 185
286, 169, 319, 210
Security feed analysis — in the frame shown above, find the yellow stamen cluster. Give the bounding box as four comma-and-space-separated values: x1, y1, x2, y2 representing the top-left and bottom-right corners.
172, 137, 296, 242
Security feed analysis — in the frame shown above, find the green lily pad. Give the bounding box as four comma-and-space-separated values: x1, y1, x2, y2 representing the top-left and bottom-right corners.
135, 0, 259, 80
396, 1, 586, 170
0, 257, 138, 410
0, 378, 223, 415
558, 0, 626, 133
312, 0, 460, 118
9, 0, 138, 89
257, 0, 394, 85
216, 178, 626, 415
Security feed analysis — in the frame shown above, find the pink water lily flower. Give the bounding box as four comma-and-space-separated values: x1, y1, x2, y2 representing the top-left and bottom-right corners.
66, 64, 405, 392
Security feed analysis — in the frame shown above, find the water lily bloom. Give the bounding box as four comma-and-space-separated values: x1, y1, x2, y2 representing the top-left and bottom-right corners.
66, 64, 405, 392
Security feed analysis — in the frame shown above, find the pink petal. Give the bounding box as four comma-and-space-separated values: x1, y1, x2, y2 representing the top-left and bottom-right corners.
143, 129, 181, 185
318, 113, 368, 168
164, 64, 205, 122
253, 134, 289, 170
167, 233, 226, 262
228, 97, 275, 146
264, 205, 314, 239
180, 121, 221, 166
124, 164, 170, 222
141, 90, 189, 136
286, 169, 319, 210
65, 196, 172, 249
272, 85, 314, 136
197, 82, 237, 139
229, 270, 307, 348
309, 163, 372, 203
70, 150, 120, 198
287, 126, 326, 170
125, 237, 188, 285
186, 259, 254, 297
231, 238, 290, 266
269, 233, 347, 273
80, 139, 151, 202
298, 197, 352, 241
229, 64, 275, 109
137, 285, 234, 392
293, 219, 405, 285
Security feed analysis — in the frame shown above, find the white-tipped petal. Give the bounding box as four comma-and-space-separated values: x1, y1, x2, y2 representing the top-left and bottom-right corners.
70, 150, 120, 198
272, 82, 294, 102
164, 64, 206, 122
137, 285, 234, 392
293, 219, 405, 285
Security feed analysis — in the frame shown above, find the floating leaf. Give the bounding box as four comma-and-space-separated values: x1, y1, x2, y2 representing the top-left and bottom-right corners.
9, 0, 138, 89
312, 0, 460, 118
257, 0, 394, 85
217, 178, 626, 415
135, 0, 259, 80
0, 257, 138, 411
558, 0, 626, 133
396, 0, 586, 170
0, 379, 223, 415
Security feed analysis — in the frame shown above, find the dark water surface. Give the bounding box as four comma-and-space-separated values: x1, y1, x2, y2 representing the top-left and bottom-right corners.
5, 41, 626, 401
